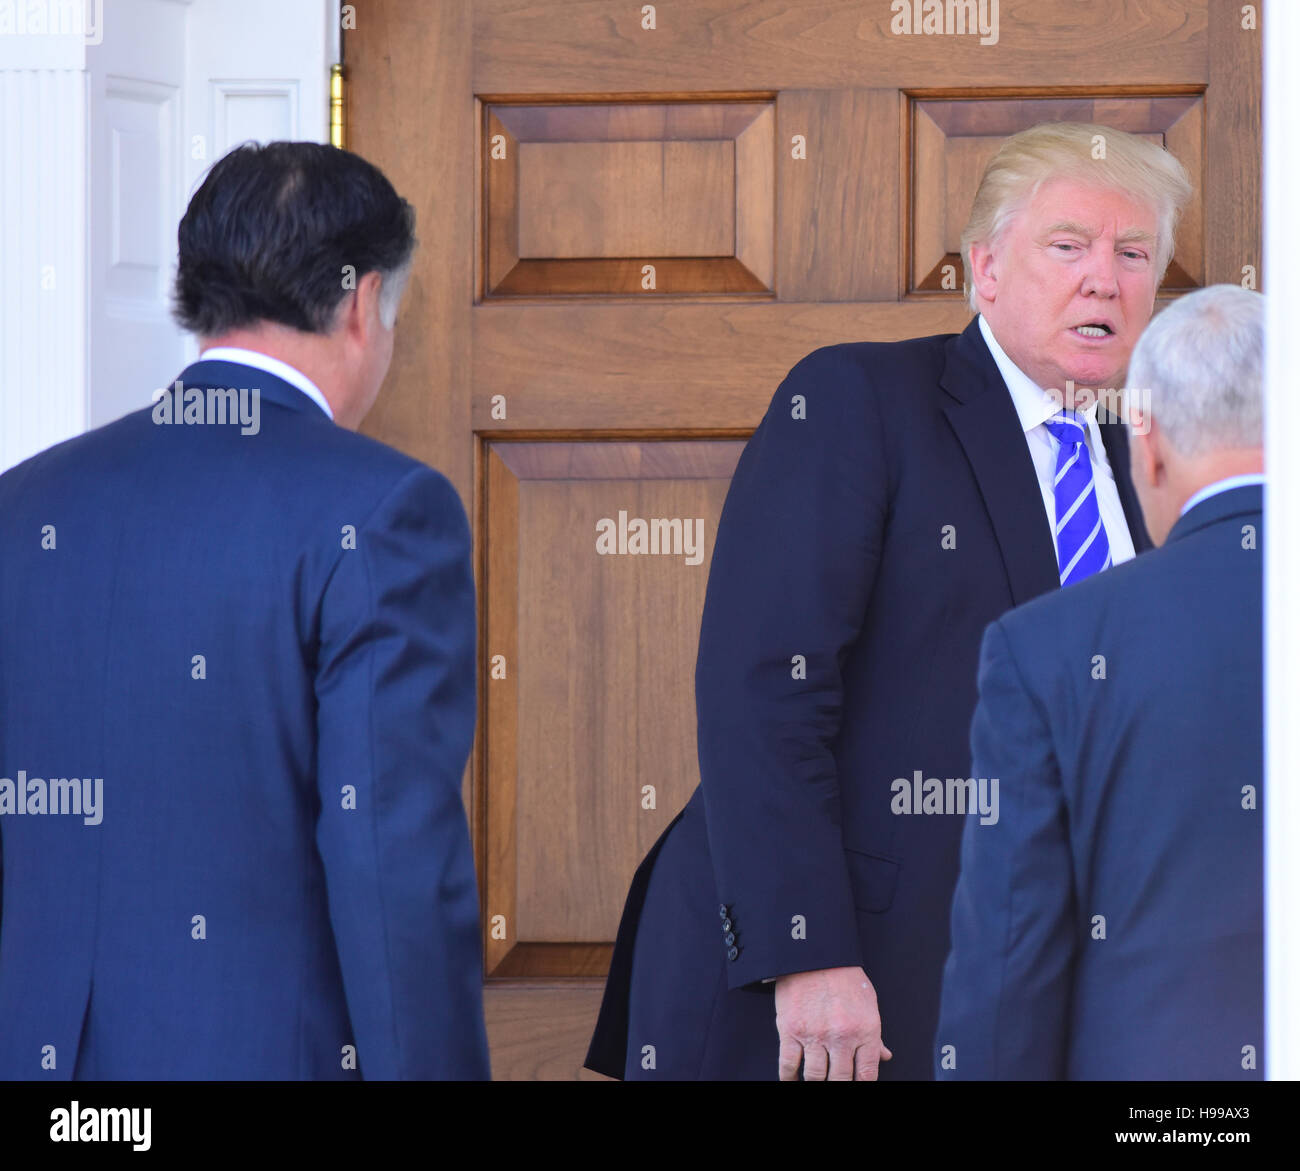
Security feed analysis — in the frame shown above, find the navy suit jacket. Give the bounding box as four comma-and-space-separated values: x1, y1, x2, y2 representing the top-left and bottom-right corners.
936, 484, 1264, 1080
0, 360, 489, 1080
587, 316, 1153, 1079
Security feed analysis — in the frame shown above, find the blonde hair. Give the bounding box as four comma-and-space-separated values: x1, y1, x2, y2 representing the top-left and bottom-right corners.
960, 122, 1194, 310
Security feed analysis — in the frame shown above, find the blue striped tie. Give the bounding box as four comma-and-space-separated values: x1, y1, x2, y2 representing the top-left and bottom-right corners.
1044, 411, 1111, 586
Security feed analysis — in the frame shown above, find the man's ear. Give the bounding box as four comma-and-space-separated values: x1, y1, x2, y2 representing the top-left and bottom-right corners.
967, 241, 998, 303
1128, 409, 1163, 491
352, 269, 386, 338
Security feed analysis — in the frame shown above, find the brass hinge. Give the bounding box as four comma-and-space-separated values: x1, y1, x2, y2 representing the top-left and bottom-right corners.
330, 63, 346, 150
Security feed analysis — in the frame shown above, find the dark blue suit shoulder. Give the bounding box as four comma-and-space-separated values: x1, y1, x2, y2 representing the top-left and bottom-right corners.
785, 333, 953, 388
767, 333, 953, 439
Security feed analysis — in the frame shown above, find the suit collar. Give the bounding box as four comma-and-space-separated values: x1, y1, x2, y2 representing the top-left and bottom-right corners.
977, 313, 1102, 433
938, 315, 1005, 407
1098, 420, 1153, 553
940, 318, 1062, 606
1167, 483, 1263, 545
173, 359, 332, 422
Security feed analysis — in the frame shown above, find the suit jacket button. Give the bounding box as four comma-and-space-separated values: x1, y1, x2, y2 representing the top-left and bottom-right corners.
719, 905, 729, 918
727, 946, 739, 962
721, 918, 732, 932
724, 932, 736, 946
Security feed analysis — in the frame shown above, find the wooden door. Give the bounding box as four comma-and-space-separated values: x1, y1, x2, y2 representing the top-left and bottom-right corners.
346, 0, 1259, 1079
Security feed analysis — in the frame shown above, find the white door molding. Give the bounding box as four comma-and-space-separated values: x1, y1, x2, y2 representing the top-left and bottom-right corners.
0, 0, 334, 471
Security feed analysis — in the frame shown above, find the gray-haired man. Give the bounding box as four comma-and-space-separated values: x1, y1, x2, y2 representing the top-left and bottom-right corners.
937, 284, 1265, 1079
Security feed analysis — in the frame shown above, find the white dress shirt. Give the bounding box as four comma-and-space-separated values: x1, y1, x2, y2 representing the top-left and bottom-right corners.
977, 314, 1136, 568
199, 346, 335, 421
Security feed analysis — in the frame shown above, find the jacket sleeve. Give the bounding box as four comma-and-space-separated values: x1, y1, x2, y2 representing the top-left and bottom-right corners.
696, 346, 889, 989
313, 464, 489, 1080
934, 617, 1076, 1080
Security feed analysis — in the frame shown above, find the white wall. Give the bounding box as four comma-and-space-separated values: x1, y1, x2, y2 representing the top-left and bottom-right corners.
1263, 0, 1300, 1081
0, 15, 89, 472
0, 0, 335, 470
86, 0, 189, 430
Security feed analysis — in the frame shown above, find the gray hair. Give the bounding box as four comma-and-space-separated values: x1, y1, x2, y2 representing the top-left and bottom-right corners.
327, 257, 411, 332
961, 122, 1194, 311
377, 259, 413, 329
1127, 284, 1264, 455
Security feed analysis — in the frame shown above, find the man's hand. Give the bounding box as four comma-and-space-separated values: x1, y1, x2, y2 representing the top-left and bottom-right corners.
774, 966, 892, 1080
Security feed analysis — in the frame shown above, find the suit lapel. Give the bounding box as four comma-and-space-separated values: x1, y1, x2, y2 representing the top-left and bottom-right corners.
940, 318, 1061, 607
1098, 419, 1153, 553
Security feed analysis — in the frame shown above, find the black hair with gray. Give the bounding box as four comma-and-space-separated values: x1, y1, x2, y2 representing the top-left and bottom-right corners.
173, 140, 416, 337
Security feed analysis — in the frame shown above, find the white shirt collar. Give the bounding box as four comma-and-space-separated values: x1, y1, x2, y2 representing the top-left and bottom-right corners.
198, 346, 334, 421
976, 314, 1099, 430
1180, 474, 1266, 517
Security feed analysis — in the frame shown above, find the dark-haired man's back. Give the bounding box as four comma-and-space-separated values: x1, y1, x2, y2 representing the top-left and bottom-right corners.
0, 361, 488, 1079
0, 140, 488, 1080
